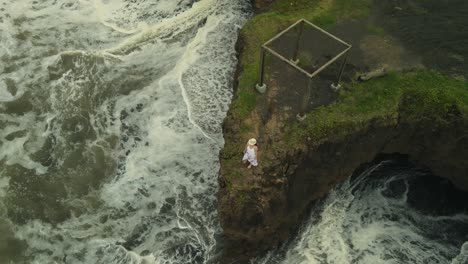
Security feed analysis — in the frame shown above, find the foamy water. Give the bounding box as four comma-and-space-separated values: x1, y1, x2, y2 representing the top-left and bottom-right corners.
254, 160, 468, 264
3, 1, 467, 264
0, 0, 249, 263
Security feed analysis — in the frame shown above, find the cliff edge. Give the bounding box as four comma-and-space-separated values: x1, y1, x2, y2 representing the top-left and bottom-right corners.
219, 0, 468, 261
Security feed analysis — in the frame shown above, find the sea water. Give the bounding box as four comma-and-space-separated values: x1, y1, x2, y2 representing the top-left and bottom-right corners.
0, 0, 250, 263
2, 1, 468, 264
255, 159, 468, 264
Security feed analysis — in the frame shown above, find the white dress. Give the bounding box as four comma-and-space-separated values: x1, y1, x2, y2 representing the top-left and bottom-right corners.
242, 146, 258, 166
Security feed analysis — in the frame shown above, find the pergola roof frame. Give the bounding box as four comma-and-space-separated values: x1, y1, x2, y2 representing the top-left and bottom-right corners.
256, 18, 352, 91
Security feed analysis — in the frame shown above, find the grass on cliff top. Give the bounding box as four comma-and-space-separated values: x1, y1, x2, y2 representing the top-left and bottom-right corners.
284, 70, 468, 145
222, 69, 467, 196
230, 0, 371, 118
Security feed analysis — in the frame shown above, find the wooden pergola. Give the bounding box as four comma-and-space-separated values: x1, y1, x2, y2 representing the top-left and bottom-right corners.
255, 19, 352, 118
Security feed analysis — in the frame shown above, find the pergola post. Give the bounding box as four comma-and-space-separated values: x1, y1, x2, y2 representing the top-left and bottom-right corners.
255, 19, 352, 118
297, 77, 313, 120
331, 52, 349, 91
255, 47, 267, 93
292, 21, 304, 63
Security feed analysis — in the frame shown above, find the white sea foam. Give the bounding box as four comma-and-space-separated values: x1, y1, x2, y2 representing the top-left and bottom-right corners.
105, 0, 217, 56
0, 176, 9, 199
0, 80, 16, 102
452, 242, 468, 264
94, 0, 195, 35
3, 0, 249, 263
0, 113, 48, 174
255, 161, 468, 264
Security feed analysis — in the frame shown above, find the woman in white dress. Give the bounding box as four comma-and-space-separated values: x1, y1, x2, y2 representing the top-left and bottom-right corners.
242, 138, 258, 169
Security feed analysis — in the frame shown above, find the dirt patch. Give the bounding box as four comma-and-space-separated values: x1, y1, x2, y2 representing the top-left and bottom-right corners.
373, 0, 468, 79
330, 19, 422, 77
359, 35, 420, 69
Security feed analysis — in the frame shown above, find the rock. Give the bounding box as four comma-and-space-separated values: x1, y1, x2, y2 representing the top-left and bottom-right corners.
218, 105, 468, 262
219, 1, 468, 260
358, 65, 389, 81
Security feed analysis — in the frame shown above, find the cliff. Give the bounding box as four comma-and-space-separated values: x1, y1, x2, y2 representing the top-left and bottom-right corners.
219, 72, 468, 260
219, 0, 468, 261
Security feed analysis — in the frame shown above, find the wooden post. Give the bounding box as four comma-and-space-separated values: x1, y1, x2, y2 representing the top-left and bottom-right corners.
256, 47, 267, 93
292, 21, 304, 63
258, 47, 266, 86
299, 77, 313, 118
336, 52, 348, 85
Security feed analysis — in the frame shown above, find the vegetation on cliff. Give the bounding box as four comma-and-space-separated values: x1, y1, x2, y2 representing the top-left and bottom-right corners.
223, 68, 468, 200
222, 0, 468, 198
285, 70, 468, 145
231, 0, 371, 118
219, 0, 468, 260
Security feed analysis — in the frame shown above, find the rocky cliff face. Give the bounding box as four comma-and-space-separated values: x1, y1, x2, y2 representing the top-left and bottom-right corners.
218, 100, 468, 261
219, 0, 468, 261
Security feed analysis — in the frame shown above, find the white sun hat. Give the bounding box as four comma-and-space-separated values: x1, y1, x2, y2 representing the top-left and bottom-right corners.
248, 138, 257, 145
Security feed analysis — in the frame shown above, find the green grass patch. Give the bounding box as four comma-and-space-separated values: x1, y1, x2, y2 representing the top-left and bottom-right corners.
231, 171, 242, 179
235, 192, 248, 208
313, 0, 371, 28
284, 70, 468, 145
231, 0, 372, 120
223, 0, 374, 185
268, 0, 370, 21
332, 0, 371, 19
240, 123, 253, 133
312, 13, 337, 28
226, 181, 233, 192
